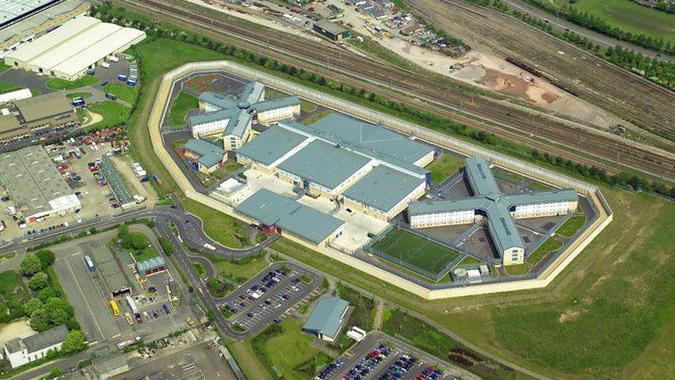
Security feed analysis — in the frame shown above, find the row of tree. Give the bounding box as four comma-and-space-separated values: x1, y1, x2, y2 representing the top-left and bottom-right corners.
521, 0, 674, 54
92, 3, 675, 199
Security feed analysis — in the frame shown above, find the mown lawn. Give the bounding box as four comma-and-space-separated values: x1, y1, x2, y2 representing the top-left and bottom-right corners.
0, 82, 21, 94
526, 237, 563, 265
102, 82, 139, 103
259, 318, 325, 380
167, 91, 198, 126
46, 75, 98, 90
182, 198, 251, 248
426, 154, 464, 184
86, 101, 131, 130
556, 215, 586, 238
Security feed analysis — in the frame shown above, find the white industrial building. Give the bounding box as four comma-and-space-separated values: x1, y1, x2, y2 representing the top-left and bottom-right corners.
3, 325, 68, 368
4, 15, 145, 80
0, 88, 31, 104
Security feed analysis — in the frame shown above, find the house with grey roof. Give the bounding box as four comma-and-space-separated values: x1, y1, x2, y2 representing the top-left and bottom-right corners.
3, 325, 69, 368
183, 138, 225, 173
190, 82, 300, 151
235, 188, 344, 245
302, 297, 350, 342
408, 156, 578, 265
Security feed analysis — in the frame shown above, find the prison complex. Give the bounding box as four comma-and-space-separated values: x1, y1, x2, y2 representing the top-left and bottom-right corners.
408, 157, 578, 265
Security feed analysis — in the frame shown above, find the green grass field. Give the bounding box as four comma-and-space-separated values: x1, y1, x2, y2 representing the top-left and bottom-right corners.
370, 228, 460, 276
257, 318, 326, 380
102, 82, 139, 104
167, 91, 198, 126
552, 0, 675, 44
86, 101, 131, 130
183, 198, 252, 248
0, 271, 22, 296
556, 214, 586, 237
46, 75, 98, 90
526, 237, 563, 265
426, 154, 464, 184
0, 82, 20, 94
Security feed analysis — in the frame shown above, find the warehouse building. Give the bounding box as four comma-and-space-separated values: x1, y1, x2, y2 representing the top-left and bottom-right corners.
190, 82, 300, 150
91, 247, 131, 297
236, 115, 433, 221
235, 188, 345, 245
0, 88, 32, 104
14, 92, 77, 129
408, 156, 578, 265
3, 325, 68, 368
302, 297, 350, 342
0, 0, 89, 52
182, 138, 225, 173
4, 15, 145, 80
313, 20, 350, 41
0, 145, 81, 223
98, 156, 136, 209
0, 114, 24, 142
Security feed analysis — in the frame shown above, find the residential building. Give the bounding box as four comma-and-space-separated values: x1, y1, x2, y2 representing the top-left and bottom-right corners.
3, 325, 68, 368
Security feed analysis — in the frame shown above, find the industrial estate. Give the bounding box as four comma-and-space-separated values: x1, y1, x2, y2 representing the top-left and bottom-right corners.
0, 0, 671, 380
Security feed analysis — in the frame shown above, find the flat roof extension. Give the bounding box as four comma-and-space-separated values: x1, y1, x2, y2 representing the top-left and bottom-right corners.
343, 165, 424, 212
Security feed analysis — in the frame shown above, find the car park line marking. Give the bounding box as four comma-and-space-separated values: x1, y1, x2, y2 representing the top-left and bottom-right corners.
64, 257, 105, 340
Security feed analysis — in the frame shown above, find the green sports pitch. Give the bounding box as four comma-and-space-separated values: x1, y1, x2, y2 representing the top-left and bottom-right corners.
370, 227, 460, 277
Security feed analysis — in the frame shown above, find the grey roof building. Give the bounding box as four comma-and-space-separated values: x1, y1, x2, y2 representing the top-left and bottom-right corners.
252, 96, 300, 113
409, 156, 578, 264
343, 165, 424, 213
237, 125, 307, 167
0, 145, 80, 220
277, 140, 371, 191
14, 92, 77, 128
4, 325, 69, 368
198, 91, 238, 110
303, 296, 350, 342
184, 138, 225, 168
235, 188, 344, 244
91, 247, 131, 297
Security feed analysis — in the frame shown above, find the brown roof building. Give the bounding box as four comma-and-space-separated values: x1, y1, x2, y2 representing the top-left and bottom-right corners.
14, 92, 78, 129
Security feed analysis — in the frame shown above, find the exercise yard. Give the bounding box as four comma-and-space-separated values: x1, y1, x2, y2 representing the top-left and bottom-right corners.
370, 227, 461, 278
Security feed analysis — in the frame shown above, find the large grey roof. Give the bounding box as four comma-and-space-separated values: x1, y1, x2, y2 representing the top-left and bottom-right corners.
238, 81, 265, 107
184, 139, 224, 168
99, 156, 134, 206
0, 0, 60, 28
23, 325, 68, 352
0, 145, 73, 216
252, 96, 300, 113
277, 140, 371, 190
188, 108, 238, 126
198, 91, 238, 110
223, 109, 253, 139
14, 92, 73, 123
308, 113, 433, 165
464, 156, 500, 195
235, 189, 344, 244
303, 296, 349, 338
343, 165, 424, 213
91, 247, 130, 293
237, 125, 308, 167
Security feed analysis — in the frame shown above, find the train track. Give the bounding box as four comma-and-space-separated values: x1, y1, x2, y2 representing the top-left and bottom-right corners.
410, 0, 675, 141
117, 0, 675, 180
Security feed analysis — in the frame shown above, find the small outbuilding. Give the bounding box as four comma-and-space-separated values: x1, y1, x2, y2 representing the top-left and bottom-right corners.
313, 20, 350, 41
302, 296, 350, 342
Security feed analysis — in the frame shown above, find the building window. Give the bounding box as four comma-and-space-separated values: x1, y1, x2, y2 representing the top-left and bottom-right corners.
511, 253, 519, 261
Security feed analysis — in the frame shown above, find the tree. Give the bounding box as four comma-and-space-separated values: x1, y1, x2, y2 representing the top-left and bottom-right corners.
28, 272, 49, 290
45, 297, 72, 316
29, 308, 52, 332
35, 250, 56, 269
62, 330, 87, 354
23, 298, 44, 316
20, 254, 42, 277
38, 287, 57, 302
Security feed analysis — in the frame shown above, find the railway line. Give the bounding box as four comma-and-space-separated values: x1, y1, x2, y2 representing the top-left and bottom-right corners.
410, 0, 675, 141
116, 0, 675, 180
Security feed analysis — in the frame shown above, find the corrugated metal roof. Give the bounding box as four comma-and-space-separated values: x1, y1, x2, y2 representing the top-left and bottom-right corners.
235, 189, 344, 244
277, 139, 371, 191
308, 113, 433, 166
236, 125, 308, 166
343, 165, 424, 212
223, 109, 253, 139
136, 256, 166, 272
303, 296, 349, 338
185, 138, 224, 168
14, 92, 72, 122
464, 156, 500, 195
238, 81, 265, 106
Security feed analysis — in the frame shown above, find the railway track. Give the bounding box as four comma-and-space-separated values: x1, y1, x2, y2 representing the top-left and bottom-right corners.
117, 0, 675, 180
410, 0, 675, 141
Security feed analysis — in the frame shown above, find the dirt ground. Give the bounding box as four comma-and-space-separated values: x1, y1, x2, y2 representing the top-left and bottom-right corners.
0, 319, 35, 348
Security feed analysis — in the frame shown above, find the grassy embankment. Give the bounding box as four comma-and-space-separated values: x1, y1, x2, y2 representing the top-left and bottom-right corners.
427, 154, 464, 184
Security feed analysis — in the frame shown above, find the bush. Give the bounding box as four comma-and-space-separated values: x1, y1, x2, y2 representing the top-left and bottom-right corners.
29, 308, 52, 332
62, 330, 87, 354
35, 250, 56, 269
28, 272, 49, 290
20, 255, 42, 277
38, 287, 57, 302
159, 237, 174, 256
23, 298, 44, 316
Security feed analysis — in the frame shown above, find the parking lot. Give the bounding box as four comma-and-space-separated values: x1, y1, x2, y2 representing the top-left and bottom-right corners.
220, 263, 321, 334
323, 332, 470, 380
